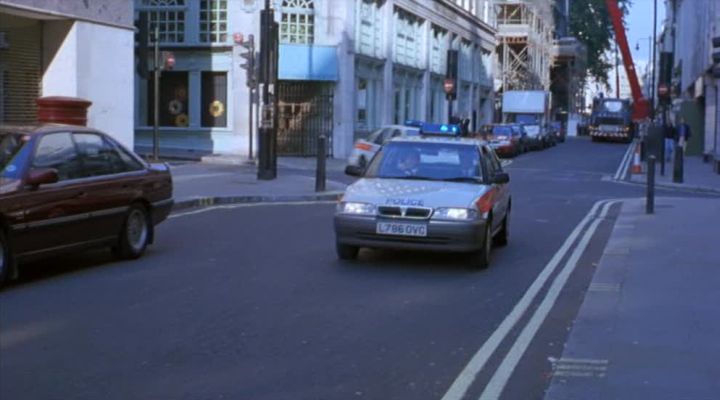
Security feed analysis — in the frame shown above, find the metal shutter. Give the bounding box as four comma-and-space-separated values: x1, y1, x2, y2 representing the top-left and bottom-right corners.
0, 15, 42, 124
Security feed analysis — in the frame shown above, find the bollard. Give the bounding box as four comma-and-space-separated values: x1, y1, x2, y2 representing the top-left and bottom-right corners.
316, 134, 327, 192
646, 155, 655, 214
672, 143, 684, 183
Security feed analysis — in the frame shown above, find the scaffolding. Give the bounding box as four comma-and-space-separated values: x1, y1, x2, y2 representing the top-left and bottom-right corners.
494, 0, 555, 92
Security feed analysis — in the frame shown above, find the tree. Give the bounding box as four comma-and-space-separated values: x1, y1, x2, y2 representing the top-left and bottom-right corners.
570, 0, 631, 85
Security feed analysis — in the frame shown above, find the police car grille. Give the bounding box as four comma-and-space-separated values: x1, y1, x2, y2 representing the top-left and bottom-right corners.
378, 206, 432, 219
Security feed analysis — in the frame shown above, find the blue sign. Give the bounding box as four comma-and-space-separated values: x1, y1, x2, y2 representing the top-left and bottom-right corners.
420, 123, 461, 136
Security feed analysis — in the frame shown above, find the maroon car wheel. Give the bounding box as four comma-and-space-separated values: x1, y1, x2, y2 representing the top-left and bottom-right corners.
114, 204, 151, 260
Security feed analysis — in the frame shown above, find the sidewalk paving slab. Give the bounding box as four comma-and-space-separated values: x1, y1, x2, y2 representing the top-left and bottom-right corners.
544, 197, 720, 400
168, 162, 347, 211
628, 155, 720, 194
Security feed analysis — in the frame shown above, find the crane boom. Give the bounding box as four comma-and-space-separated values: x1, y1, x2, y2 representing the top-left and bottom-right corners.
605, 0, 651, 121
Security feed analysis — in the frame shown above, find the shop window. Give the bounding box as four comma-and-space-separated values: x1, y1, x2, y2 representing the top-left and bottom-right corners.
200, 0, 228, 43
280, 0, 315, 44
147, 71, 190, 127
201, 72, 228, 128
141, 0, 187, 44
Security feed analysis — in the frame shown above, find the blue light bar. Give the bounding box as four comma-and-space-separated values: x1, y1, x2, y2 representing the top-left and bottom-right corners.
420, 122, 461, 136
404, 119, 424, 128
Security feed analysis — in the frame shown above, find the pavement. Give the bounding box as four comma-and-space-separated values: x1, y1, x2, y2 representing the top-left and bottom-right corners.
628, 153, 720, 194
168, 156, 350, 210
545, 196, 720, 400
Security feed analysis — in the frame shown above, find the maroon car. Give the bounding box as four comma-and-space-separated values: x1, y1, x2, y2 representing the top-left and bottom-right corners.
0, 124, 173, 286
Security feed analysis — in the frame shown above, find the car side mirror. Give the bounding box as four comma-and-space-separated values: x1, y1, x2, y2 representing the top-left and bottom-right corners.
345, 165, 364, 177
26, 168, 59, 188
493, 172, 510, 184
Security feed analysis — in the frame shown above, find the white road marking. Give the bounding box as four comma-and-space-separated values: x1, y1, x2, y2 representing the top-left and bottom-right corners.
169, 200, 338, 219
613, 141, 635, 181
440, 199, 609, 400
550, 358, 609, 378
478, 201, 618, 400
588, 283, 621, 292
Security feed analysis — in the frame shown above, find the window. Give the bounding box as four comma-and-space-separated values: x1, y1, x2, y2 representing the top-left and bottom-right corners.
33, 133, 83, 181
356, 0, 383, 58
201, 72, 228, 127
141, 0, 187, 44
280, 0, 315, 44
74, 133, 127, 177
394, 8, 423, 68
430, 26, 448, 75
200, 0, 227, 43
147, 71, 190, 127
357, 78, 368, 128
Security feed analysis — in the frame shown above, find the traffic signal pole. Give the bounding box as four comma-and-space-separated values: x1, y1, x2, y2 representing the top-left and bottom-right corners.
153, 25, 160, 161
257, 1, 278, 180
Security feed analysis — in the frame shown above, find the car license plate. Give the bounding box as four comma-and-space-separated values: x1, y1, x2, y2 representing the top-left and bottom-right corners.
376, 222, 427, 237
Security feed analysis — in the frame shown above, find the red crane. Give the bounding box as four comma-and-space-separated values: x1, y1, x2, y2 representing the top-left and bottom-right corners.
605, 0, 651, 121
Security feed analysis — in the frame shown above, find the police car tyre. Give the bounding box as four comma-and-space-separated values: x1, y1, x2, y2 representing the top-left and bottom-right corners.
471, 222, 492, 269
0, 229, 10, 288
336, 242, 359, 260
495, 211, 510, 247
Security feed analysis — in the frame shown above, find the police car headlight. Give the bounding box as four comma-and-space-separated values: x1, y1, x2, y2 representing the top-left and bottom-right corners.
432, 208, 478, 220
338, 202, 376, 215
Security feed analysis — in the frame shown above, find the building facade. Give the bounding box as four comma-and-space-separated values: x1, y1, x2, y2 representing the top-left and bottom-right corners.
133, 0, 496, 159
661, 0, 720, 164
0, 0, 134, 147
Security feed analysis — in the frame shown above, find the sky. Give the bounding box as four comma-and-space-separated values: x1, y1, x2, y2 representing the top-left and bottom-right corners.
625, 0, 666, 73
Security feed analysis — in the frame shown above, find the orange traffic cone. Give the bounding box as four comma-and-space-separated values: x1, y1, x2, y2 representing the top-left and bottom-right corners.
630, 143, 642, 174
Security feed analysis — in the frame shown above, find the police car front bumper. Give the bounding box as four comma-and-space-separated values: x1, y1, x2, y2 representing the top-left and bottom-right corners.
334, 214, 488, 253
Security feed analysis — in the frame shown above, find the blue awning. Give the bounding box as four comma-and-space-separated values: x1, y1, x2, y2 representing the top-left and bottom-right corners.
278, 44, 338, 81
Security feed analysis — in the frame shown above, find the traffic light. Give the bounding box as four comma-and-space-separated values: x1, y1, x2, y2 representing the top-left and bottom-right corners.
238, 34, 256, 88
712, 36, 720, 78
134, 12, 149, 79
445, 49, 458, 100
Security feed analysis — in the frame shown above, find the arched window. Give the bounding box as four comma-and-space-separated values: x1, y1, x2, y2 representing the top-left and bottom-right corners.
280, 0, 315, 44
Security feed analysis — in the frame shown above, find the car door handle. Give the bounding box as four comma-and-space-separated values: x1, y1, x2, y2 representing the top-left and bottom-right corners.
74, 191, 88, 199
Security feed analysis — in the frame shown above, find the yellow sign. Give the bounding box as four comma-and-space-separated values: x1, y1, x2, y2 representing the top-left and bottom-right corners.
175, 113, 189, 127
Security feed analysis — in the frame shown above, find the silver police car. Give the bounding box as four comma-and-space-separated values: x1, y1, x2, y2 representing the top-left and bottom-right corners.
335, 134, 511, 268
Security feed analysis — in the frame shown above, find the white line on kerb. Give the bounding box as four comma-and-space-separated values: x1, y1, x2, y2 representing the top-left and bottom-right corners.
478, 200, 618, 400
440, 199, 609, 400
169, 200, 338, 219
613, 142, 634, 181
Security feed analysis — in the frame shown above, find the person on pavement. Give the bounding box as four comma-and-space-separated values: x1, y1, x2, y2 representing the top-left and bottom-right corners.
677, 116, 692, 153
664, 120, 676, 162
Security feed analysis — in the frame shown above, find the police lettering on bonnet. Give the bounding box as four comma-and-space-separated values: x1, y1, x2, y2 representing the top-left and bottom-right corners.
334, 126, 512, 269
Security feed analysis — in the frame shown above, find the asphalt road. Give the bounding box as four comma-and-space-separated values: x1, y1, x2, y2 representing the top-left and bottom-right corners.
0, 137, 700, 400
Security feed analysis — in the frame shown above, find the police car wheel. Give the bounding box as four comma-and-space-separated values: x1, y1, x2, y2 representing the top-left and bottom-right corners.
471, 223, 492, 269
336, 242, 359, 260
495, 211, 510, 247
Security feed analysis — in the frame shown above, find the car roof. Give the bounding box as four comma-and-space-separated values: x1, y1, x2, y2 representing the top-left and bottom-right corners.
0, 123, 100, 136
389, 136, 486, 146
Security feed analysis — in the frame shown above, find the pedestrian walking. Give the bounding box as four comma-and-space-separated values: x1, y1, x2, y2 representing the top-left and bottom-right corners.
676, 116, 692, 153
664, 120, 676, 162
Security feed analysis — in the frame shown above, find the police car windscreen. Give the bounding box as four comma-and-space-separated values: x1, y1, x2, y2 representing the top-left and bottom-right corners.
364, 142, 484, 181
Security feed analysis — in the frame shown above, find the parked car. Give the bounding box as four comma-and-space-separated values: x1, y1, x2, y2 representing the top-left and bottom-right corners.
483, 124, 524, 157
522, 124, 546, 150
509, 124, 530, 152
346, 124, 420, 171
550, 121, 566, 142
0, 124, 174, 286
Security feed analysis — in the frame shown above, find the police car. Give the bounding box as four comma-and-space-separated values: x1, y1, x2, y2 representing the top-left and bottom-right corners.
335, 123, 511, 269
345, 121, 423, 171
